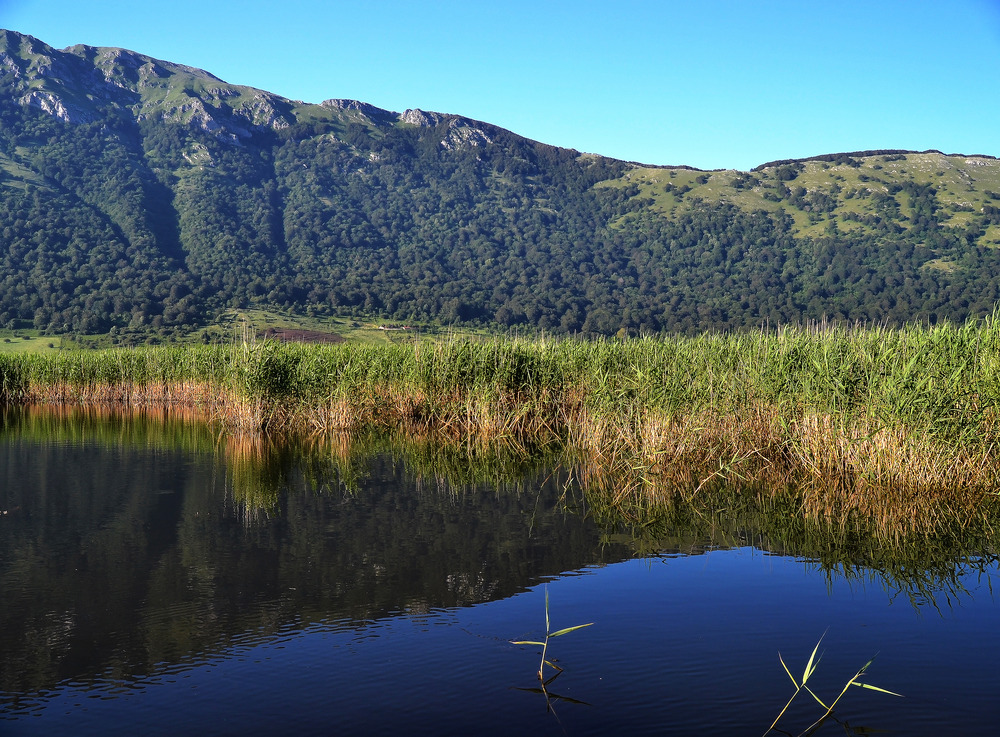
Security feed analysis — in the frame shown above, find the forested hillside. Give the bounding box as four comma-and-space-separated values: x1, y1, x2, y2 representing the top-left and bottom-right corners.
2, 28, 1000, 336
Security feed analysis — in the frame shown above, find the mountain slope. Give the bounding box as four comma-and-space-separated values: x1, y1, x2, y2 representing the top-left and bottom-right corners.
1, 28, 999, 336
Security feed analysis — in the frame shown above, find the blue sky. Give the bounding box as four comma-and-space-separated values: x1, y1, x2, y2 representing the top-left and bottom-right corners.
3, 0, 999, 171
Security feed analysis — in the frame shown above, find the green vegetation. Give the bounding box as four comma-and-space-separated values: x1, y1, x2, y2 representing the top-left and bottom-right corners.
765, 634, 901, 736
2, 30, 1000, 339
4, 315, 1000, 535
0, 331, 63, 353
611, 151, 1000, 240
512, 586, 593, 682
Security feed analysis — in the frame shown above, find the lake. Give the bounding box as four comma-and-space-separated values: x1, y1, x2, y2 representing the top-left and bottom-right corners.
1, 407, 998, 735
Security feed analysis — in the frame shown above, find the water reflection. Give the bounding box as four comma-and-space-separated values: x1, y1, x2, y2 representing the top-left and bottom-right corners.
0, 407, 629, 711
589, 476, 1000, 616
1, 407, 999, 734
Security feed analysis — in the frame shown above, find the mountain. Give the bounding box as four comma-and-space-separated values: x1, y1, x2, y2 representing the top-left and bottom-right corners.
2, 28, 1000, 337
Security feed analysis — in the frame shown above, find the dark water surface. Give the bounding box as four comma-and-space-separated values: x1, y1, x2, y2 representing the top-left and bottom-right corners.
1, 408, 999, 735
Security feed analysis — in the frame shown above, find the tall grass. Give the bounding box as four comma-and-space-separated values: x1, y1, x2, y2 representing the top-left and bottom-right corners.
4, 315, 1000, 527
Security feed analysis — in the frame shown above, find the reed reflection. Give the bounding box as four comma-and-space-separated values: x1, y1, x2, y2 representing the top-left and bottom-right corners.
1, 407, 997, 716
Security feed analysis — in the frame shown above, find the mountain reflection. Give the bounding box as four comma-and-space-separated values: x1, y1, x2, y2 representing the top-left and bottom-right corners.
0, 407, 631, 701
1, 406, 997, 707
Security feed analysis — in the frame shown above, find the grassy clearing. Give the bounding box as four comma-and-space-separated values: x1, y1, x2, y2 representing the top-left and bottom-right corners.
0, 333, 63, 354
209, 308, 489, 345
30, 309, 489, 351
4, 317, 1000, 532
606, 152, 1000, 239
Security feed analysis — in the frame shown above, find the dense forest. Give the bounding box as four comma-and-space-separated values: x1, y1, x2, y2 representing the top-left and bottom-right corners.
2, 28, 1000, 336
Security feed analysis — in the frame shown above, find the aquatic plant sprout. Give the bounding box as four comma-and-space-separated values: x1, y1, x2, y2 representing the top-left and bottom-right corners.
764, 633, 902, 736
511, 586, 593, 681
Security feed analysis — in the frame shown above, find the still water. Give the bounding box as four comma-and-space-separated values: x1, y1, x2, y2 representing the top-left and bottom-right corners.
1, 407, 999, 735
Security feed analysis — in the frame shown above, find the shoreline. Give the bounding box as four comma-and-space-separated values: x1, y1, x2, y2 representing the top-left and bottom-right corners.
4, 322, 1000, 534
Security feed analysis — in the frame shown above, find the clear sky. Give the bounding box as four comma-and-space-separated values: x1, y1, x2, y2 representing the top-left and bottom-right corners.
3, 0, 999, 171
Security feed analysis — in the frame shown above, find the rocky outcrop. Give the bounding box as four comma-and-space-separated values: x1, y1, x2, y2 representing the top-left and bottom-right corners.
234, 93, 292, 130
440, 118, 493, 149
321, 98, 397, 125
19, 88, 92, 123
398, 109, 493, 149
159, 95, 228, 134
400, 108, 444, 127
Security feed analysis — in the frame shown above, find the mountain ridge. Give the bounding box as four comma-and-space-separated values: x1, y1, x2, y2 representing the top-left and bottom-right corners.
5, 29, 998, 172
0, 29, 541, 163
2, 27, 1000, 338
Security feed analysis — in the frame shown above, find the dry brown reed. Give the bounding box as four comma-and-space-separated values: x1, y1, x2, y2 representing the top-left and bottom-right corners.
17, 379, 275, 437
296, 387, 564, 452
11, 377, 1000, 535
565, 402, 996, 537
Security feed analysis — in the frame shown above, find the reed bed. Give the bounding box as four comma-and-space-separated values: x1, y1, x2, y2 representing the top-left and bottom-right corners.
5, 315, 1000, 530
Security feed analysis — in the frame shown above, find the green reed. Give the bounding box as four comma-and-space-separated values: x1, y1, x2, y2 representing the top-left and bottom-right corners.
3, 314, 1000, 512
764, 633, 901, 736
512, 585, 593, 682
1, 316, 997, 433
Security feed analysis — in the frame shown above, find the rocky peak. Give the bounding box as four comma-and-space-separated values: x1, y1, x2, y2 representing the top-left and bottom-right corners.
0, 29, 298, 140
321, 98, 397, 125
400, 108, 444, 127
1, 31, 70, 85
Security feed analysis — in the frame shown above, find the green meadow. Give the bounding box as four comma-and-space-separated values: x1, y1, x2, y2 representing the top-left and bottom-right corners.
0, 333, 64, 354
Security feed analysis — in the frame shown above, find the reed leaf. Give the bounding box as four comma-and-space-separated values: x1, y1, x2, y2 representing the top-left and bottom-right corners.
548, 623, 594, 638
